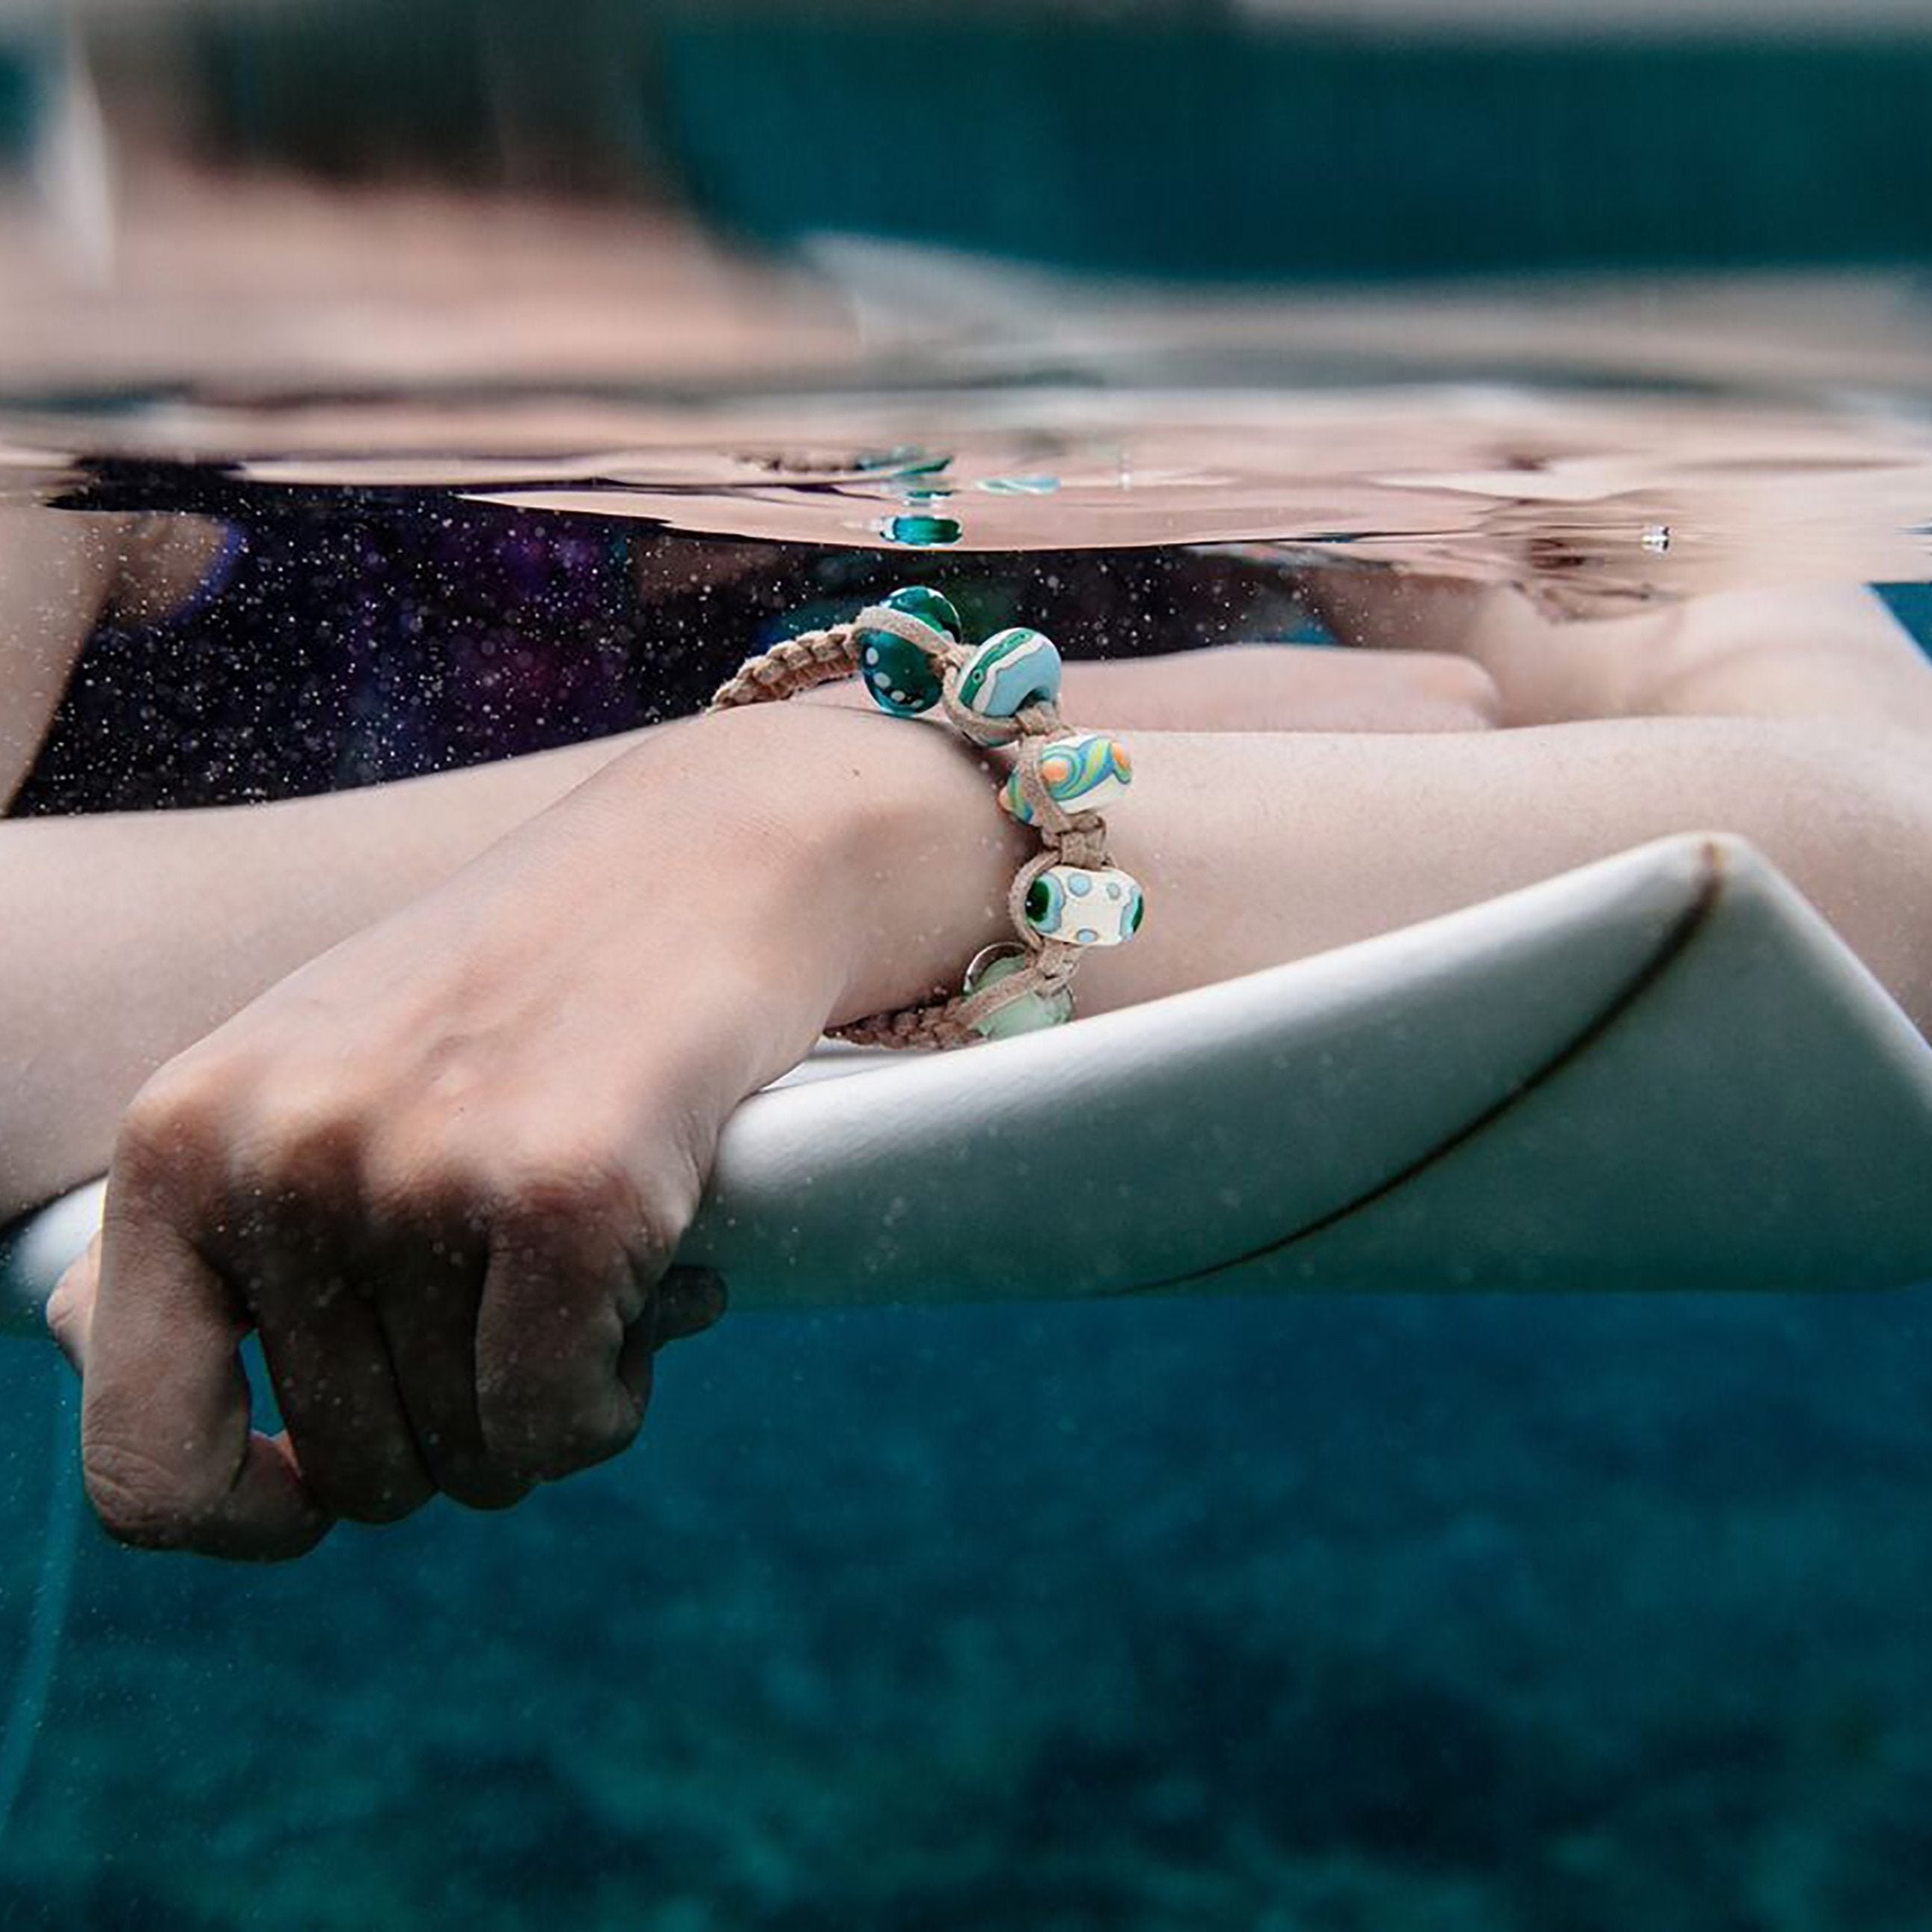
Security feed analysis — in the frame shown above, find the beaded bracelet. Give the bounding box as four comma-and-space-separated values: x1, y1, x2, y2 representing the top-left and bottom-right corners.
709, 586, 1143, 1050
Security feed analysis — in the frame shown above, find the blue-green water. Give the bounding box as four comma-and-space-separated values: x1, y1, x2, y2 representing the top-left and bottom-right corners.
7, 1291, 1932, 1928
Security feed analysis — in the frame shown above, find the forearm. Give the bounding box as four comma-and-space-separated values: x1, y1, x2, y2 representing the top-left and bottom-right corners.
0, 510, 120, 806
0, 730, 643, 1219
51, 697, 1928, 1560
1304, 575, 1932, 733
1074, 717, 1928, 1023
703, 705, 1931, 1036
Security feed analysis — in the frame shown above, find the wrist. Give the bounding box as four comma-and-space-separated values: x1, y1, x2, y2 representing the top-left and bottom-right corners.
595, 702, 1024, 1057
810, 713, 1032, 1029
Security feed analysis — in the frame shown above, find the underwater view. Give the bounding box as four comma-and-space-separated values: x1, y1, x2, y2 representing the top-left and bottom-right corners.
6, 0, 1932, 1926
0, 372, 1928, 1929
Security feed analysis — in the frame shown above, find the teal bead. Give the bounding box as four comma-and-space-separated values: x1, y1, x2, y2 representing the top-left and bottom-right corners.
964, 946, 1072, 1040
882, 584, 962, 643
857, 633, 940, 715
958, 626, 1063, 719
855, 585, 961, 717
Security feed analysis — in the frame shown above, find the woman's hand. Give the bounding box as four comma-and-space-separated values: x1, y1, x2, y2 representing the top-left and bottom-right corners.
46, 703, 1021, 1559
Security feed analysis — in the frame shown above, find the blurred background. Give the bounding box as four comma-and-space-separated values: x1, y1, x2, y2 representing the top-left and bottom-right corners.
6, 0, 1932, 393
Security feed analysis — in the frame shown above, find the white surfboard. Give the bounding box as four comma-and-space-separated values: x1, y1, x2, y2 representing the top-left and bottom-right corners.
4, 831, 1931, 1333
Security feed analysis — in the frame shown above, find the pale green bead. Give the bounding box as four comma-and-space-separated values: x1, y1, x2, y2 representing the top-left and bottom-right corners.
964, 946, 1072, 1039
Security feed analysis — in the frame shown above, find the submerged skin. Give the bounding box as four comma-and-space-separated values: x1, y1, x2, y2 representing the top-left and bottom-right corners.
0, 643, 1498, 1225
9, 573, 1932, 1559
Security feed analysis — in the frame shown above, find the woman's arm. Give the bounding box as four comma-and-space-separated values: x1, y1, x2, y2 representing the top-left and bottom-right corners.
0, 644, 1497, 1223
1302, 576, 1932, 731
46, 669, 1932, 1560
0, 509, 118, 807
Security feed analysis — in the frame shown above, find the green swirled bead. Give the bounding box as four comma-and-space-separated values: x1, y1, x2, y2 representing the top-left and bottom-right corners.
855, 585, 961, 716
1000, 730, 1134, 825
958, 626, 1063, 719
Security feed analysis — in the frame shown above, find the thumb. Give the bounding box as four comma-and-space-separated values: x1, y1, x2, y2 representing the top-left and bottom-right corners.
45, 1233, 101, 1375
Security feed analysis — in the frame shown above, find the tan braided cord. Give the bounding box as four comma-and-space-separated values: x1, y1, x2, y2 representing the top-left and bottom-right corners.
709, 626, 863, 709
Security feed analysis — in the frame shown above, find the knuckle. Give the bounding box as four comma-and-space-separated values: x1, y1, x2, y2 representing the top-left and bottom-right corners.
361, 1120, 480, 1232
282, 1426, 434, 1525
477, 1327, 644, 1480
485, 1395, 642, 1483
438, 1462, 536, 1514
490, 1140, 643, 1235
118, 1060, 229, 1173
337, 1476, 435, 1527
239, 1074, 370, 1191
560, 1404, 644, 1476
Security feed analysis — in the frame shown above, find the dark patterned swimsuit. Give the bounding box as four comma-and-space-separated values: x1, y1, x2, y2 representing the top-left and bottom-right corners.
13, 496, 672, 816
13, 471, 1305, 819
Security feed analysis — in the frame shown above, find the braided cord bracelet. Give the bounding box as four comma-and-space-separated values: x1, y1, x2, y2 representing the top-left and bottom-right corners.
710, 587, 1143, 1050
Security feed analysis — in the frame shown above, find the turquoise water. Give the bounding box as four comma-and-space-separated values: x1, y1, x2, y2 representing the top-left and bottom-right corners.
8, 1293, 1932, 1928
0, 43, 37, 171
2, 382, 1932, 1927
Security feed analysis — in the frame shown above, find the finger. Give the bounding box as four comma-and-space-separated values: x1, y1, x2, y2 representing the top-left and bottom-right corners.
474, 1192, 653, 1484
82, 1197, 329, 1561
45, 1234, 102, 1375
653, 1268, 728, 1348
253, 1274, 437, 1526
376, 1253, 533, 1512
